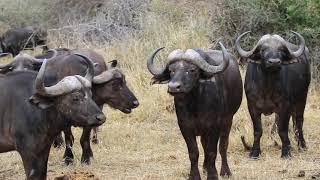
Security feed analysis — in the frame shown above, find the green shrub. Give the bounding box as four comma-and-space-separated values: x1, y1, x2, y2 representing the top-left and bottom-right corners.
218, 0, 320, 81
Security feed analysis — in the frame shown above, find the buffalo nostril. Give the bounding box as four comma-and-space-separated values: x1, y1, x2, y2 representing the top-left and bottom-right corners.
168, 82, 181, 92
133, 100, 139, 107
268, 59, 281, 64
96, 114, 106, 122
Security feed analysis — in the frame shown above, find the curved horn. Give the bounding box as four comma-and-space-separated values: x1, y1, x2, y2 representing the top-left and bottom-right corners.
93, 70, 115, 84
182, 42, 229, 75
0, 53, 10, 58
286, 31, 305, 58
35, 58, 48, 95
235, 31, 255, 58
32, 49, 58, 64
35, 59, 89, 96
0, 53, 13, 69
218, 42, 230, 72
72, 53, 95, 82
147, 47, 166, 76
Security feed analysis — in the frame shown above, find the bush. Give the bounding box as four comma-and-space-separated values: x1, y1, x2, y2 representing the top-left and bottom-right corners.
217, 0, 320, 81
47, 0, 148, 47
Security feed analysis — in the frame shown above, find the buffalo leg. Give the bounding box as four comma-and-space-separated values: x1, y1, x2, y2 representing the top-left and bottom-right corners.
80, 127, 93, 164
219, 117, 232, 177
52, 132, 64, 148
278, 110, 291, 158
91, 127, 99, 144
63, 127, 75, 165
293, 102, 307, 150
19, 148, 50, 180
92, 105, 103, 144
179, 125, 200, 180
206, 132, 219, 180
271, 114, 279, 135
201, 136, 208, 173
248, 106, 262, 158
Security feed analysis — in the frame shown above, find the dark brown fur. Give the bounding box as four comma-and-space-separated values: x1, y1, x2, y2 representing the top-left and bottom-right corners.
148, 48, 243, 180
238, 35, 310, 158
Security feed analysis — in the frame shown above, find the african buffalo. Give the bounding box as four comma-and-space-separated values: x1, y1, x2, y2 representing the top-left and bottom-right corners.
40, 49, 139, 164
147, 43, 243, 179
236, 31, 310, 158
0, 27, 48, 56
0, 50, 57, 73
0, 56, 105, 179
0, 48, 139, 164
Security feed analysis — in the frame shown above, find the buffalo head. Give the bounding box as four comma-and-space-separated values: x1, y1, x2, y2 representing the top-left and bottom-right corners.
29, 54, 106, 127
235, 31, 305, 69
147, 42, 230, 95
0, 49, 58, 73
34, 27, 48, 45
91, 60, 139, 113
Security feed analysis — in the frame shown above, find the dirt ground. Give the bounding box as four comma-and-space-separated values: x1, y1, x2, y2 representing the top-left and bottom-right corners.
1, 84, 320, 180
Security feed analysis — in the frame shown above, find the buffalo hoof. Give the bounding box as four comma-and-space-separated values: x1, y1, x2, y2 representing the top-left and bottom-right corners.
281, 147, 292, 159
298, 141, 307, 151
64, 157, 74, 165
53, 138, 64, 148
207, 174, 218, 180
203, 162, 208, 173
249, 148, 261, 159
188, 174, 201, 180
220, 166, 231, 177
63, 148, 74, 166
81, 156, 92, 165
91, 138, 99, 144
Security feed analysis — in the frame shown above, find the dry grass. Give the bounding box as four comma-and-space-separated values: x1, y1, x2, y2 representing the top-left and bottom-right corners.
1, 1, 320, 179
1, 71, 320, 179
2, 34, 320, 180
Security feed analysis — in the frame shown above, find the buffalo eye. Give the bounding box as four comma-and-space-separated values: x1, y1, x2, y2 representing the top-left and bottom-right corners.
112, 80, 122, 90
73, 96, 80, 102
190, 69, 196, 73
186, 69, 196, 74
72, 93, 83, 102
9, 67, 13, 70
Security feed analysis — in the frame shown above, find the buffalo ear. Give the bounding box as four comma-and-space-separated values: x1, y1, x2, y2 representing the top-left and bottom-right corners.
109, 60, 118, 68
32, 62, 43, 71
247, 46, 262, 61
199, 71, 216, 82
29, 95, 53, 109
282, 47, 294, 61
150, 69, 170, 85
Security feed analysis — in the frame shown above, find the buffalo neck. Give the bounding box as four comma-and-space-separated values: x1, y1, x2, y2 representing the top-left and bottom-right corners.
245, 64, 284, 100
33, 108, 69, 139
91, 84, 105, 106
173, 79, 225, 115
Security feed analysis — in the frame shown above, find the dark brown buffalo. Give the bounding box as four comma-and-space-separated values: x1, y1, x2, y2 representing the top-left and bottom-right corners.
0, 48, 139, 164
39, 49, 139, 164
236, 31, 310, 158
0, 56, 105, 180
0, 27, 48, 56
147, 43, 243, 180
0, 49, 58, 73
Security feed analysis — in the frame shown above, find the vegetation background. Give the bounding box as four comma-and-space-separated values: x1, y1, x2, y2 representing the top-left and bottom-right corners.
0, 0, 320, 179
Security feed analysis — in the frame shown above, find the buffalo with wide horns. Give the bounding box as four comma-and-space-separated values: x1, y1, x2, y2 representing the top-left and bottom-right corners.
147, 42, 243, 180
236, 31, 310, 158
0, 54, 105, 179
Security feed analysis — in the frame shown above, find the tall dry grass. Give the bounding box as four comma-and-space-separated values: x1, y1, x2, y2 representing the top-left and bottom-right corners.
1, 0, 320, 179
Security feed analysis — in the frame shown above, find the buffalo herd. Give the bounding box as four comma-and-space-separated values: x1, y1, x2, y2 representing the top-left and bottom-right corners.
0, 28, 312, 180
